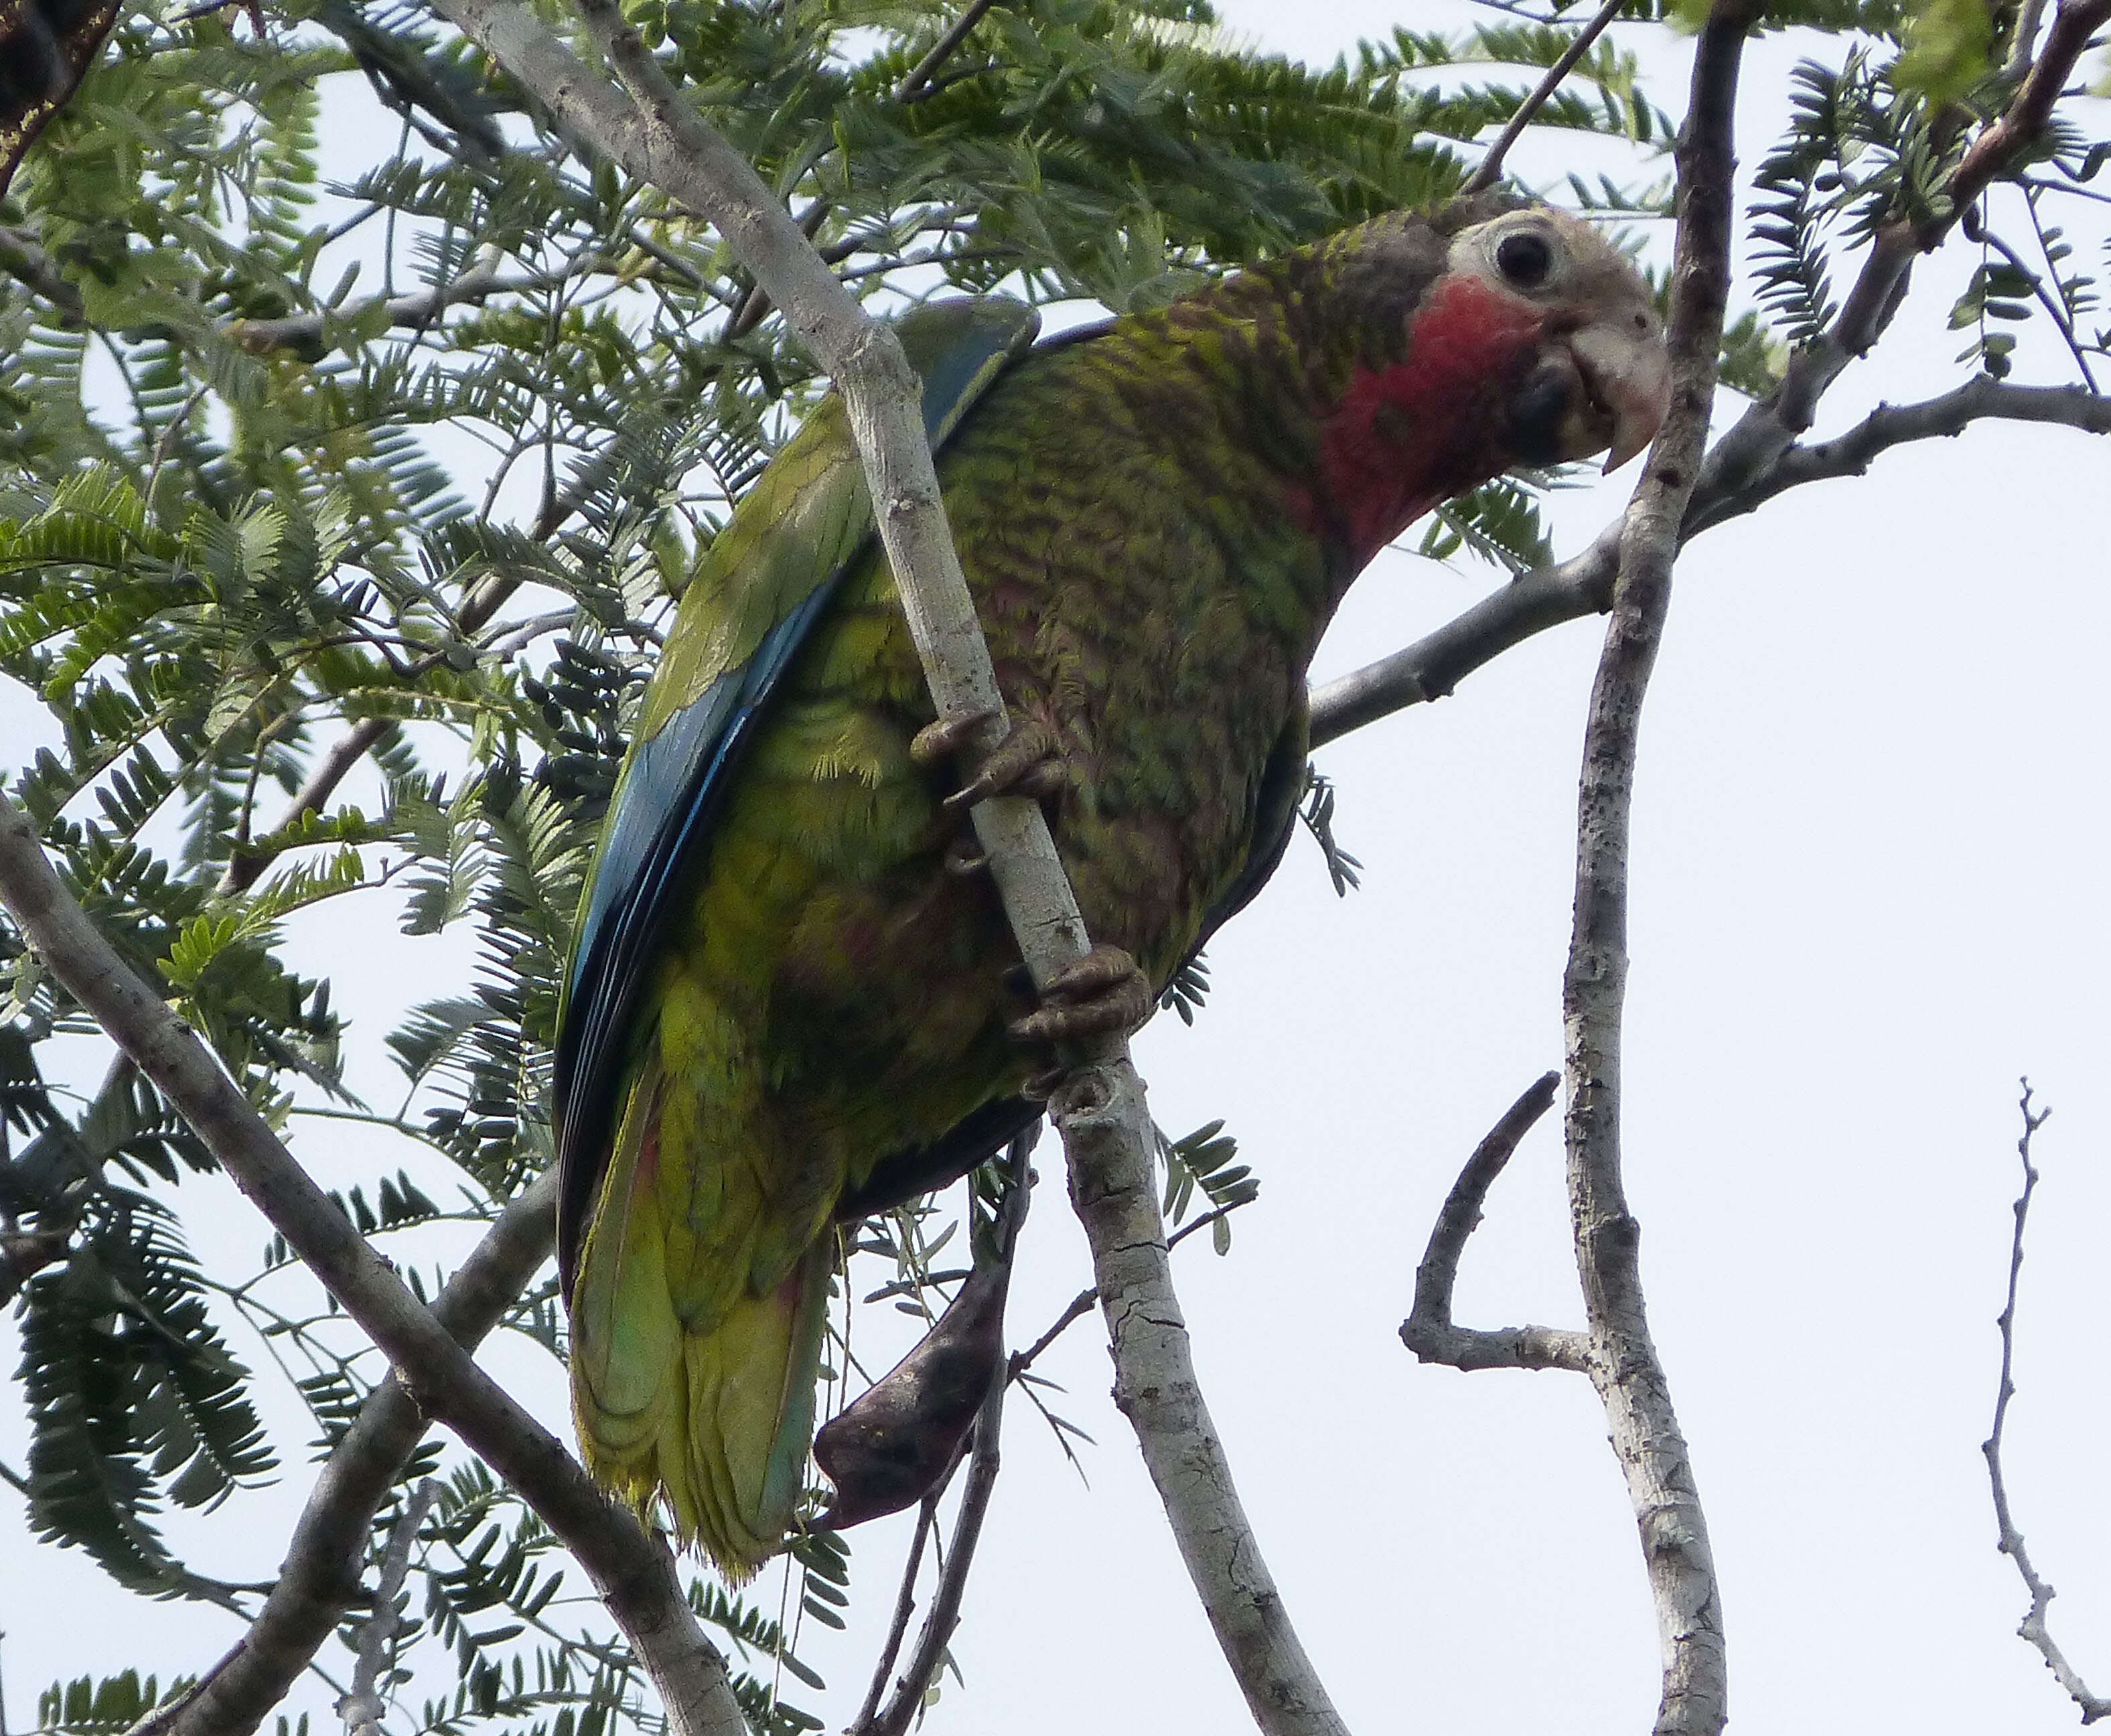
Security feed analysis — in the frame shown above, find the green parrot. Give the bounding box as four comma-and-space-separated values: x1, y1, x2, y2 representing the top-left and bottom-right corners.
553, 198, 1670, 1577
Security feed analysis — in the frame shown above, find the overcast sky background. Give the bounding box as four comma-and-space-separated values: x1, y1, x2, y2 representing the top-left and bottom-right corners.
5, 2, 2111, 1732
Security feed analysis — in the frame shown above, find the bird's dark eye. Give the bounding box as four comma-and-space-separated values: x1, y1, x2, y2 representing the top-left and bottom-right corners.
1496, 231, 1554, 289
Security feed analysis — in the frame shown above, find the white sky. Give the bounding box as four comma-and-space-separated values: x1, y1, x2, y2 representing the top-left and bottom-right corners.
6, 2, 2111, 1733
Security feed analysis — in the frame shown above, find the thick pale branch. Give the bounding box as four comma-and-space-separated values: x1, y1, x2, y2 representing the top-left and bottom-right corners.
417, 3, 1343, 1727
1984, 1084, 2111, 1723
1400, 1074, 1589, 1374
1558, 3, 1756, 1730
0, 792, 743, 1736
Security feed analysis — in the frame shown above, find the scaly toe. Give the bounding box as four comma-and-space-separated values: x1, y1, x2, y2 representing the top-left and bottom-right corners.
909, 705, 1002, 769
1007, 944, 1153, 1049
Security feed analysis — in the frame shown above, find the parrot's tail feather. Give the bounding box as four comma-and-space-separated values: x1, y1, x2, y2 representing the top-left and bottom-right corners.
569, 1072, 834, 1579
682, 1244, 832, 1575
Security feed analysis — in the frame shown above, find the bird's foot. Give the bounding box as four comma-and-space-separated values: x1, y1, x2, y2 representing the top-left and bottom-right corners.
1009, 944, 1152, 1097
910, 706, 1067, 809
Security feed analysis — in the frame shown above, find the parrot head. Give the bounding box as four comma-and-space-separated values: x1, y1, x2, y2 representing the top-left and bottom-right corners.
1451, 206, 1672, 474
1301, 201, 1671, 561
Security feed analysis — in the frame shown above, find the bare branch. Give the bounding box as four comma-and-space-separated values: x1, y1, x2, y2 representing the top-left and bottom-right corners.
1053, 1066, 1348, 1736
0, 224, 84, 322
1558, 2, 1758, 1728
1984, 1083, 2111, 1723
159, 1171, 557, 1736
894, 0, 1001, 104
337, 1479, 438, 1736
1309, 527, 1621, 749
852, 1498, 938, 1733
1310, 364, 2111, 753
1690, 377, 2111, 534
0, 791, 745, 1736
1400, 1074, 1589, 1373
1461, 0, 1629, 196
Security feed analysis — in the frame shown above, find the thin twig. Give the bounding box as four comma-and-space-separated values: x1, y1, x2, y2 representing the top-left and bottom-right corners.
1400, 1074, 1589, 1373
1461, 0, 1628, 196
0, 793, 744, 1736
336, 1479, 439, 1736
1984, 1082, 2111, 1722
1699, 0, 2111, 498
2003, 0, 2053, 81
894, 0, 1002, 103
218, 476, 590, 895
1688, 376, 2111, 534
852, 1497, 938, 1732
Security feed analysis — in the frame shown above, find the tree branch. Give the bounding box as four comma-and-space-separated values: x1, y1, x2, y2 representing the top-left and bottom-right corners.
336, 1479, 438, 1736
1309, 365, 2111, 753
1051, 1068, 1346, 1735
1559, 2, 1755, 1728
1690, 377, 2111, 533
1460, 0, 1629, 197
416, 1, 1347, 1725
158, 1172, 557, 1736
851, 1497, 936, 1733
893, 0, 1001, 104
0, 224, 84, 322
1399, 1073, 1589, 1373
1698, 0, 2111, 500
0, 792, 744, 1736
1309, 527, 1621, 749
1984, 1084, 2111, 1722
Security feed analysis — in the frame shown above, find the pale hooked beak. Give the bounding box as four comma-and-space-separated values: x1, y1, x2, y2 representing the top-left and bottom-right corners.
1571, 319, 1672, 474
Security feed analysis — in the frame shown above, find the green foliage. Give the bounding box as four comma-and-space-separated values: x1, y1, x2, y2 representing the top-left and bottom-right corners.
38, 1671, 196, 1736
1894, 0, 1995, 109
3, 0, 2098, 1729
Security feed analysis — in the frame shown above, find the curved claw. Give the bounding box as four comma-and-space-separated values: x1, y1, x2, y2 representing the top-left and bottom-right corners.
942, 717, 1066, 811
1007, 943, 1153, 1050
909, 705, 1002, 769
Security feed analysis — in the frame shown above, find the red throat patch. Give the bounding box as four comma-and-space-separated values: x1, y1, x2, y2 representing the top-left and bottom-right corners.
1317, 273, 1546, 564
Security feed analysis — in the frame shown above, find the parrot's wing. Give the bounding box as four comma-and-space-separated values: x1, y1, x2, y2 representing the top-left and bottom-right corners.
554, 298, 1043, 1295
1193, 699, 1311, 944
